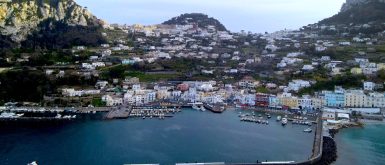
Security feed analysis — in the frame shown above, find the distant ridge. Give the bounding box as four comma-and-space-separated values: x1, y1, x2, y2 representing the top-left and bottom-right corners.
319, 0, 385, 25
162, 13, 227, 31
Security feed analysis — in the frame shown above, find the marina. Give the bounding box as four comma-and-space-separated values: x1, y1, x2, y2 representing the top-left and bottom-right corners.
0, 109, 315, 165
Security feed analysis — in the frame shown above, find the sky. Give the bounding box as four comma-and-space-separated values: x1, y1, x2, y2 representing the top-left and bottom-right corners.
76, 0, 346, 33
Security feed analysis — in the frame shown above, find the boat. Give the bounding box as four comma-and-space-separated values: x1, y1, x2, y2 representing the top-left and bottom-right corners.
200, 106, 206, 112
276, 116, 282, 121
238, 112, 242, 117
28, 161, 38, 165
304, 128, 312, 133
192, 104, 200, 111
267, 114, 271, 119
204, 104, 225, 113
281, 118, 288, 126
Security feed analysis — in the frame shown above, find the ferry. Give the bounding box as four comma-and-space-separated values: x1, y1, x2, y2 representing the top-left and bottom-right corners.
281, 118, 288, 126
204, 104, 225, 113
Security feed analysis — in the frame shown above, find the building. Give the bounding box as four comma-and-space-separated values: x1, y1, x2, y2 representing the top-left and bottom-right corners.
278, 93, 298, 109
255, 93, 270, 107
323, 87, 345, 108
102, 95, 123, 106
177, 84, 189, 92
365, 93, 385, 108
363, 82, 375, 91
239, 76, 259, 89
298, 95, 313, 110
344, 90, 366, 108
268, 95, 280, 108
351, 68, 363, 75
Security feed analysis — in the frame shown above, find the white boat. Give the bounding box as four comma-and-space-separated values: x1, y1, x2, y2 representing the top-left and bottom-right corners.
276, 116, 282, 121
200, 106, 206, 112
304, 128, 312, 133
192, 104, 200, 111
55, 114, 62, 119
28, 161, 38, 165
281, 118, 288, 126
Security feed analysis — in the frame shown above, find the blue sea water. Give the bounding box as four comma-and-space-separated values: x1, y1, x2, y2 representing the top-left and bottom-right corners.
334, 123, 385, 165
0, 109, 314, 165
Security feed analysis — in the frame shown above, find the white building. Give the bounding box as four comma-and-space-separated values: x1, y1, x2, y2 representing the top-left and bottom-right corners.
363, 82, 375, 91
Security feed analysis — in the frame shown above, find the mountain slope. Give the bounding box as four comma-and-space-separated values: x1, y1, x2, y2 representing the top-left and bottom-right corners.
0, 0, 106, 49
163, 13, 227, 31
319, 0, 385, 25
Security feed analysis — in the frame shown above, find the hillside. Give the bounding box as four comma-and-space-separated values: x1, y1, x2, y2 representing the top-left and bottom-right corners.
162, 13, 227, 31
0, 0, 106, 49
319, 0, 385, 25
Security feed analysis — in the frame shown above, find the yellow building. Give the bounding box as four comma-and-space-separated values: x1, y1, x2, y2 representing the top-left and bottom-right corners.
156, 89, 170, 100
350, 67, 363, 75
377, 63, 385, 71
278, 93, 298, 109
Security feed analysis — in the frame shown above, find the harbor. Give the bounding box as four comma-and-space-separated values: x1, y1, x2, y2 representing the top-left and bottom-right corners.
0, 109, 316, 165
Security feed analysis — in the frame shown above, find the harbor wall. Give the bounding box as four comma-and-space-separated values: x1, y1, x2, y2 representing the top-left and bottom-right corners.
232, 115, 337, 165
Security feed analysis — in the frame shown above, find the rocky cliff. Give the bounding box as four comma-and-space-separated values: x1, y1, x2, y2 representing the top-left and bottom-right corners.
0, 0, 104, 42
319, 0, 385, 25
340, 0, 385, 12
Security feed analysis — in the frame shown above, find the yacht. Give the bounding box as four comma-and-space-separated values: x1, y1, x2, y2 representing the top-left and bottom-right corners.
304, 128, 313, 133
28, 161, 38, 165
281, 118, 288, 126
192, 104, 200, 111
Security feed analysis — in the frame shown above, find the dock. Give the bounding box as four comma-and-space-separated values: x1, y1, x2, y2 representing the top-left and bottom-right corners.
105, 106, 131, 119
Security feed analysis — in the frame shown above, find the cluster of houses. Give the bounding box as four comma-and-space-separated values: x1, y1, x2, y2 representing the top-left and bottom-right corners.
58, 70, 384, 115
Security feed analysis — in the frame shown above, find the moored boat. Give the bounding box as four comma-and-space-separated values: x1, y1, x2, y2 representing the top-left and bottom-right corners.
28, 161, 38, 165
281, 118, 288, 126
304, 128, 312, 133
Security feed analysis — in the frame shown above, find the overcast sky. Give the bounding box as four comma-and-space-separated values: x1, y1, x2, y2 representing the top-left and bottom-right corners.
76, 0, 345, 33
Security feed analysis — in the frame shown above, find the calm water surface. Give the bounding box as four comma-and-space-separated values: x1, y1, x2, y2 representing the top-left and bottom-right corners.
334, 123, 385, 165
0, 109, 315, 165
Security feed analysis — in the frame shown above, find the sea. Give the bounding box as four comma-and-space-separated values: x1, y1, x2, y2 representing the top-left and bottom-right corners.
334, 123, 385, 165
0, 109, 315, 165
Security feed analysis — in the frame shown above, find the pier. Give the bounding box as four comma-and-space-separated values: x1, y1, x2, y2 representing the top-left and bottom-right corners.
105, 106, 181, 119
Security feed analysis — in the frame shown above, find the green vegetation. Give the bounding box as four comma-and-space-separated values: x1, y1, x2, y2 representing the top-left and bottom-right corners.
256, 86, 269, 93
91, 98, 106, 107
0, 69, 52, 103
163, 13, 227, 31
100, 65, 182, 82
299, 74, 366, 95
21, 19, 106, 50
